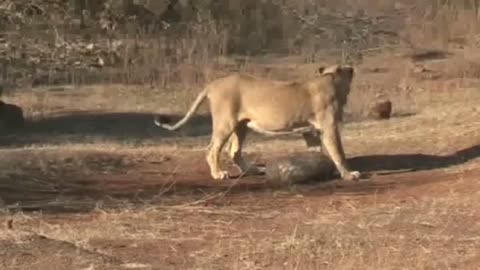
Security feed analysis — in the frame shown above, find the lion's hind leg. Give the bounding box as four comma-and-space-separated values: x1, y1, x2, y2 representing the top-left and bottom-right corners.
206, 131, 232, 180
206, 109, 239, 180
227, 122, 264, 176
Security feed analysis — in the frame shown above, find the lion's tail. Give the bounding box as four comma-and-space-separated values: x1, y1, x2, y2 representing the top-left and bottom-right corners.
154, 89, 208, 131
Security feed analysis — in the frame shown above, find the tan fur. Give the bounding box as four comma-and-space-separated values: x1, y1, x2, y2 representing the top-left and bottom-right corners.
154, 64, 361, 181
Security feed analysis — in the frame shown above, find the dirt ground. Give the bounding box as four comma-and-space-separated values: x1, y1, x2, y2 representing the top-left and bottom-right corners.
1, 48, 480, 269
1, 110, 480, 270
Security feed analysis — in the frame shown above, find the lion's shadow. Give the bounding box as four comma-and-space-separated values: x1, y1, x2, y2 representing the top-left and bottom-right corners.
143, 144, 480, 198
0, 111, 213, 147
0, 110, 416, 147
0, 110, 332, 147
348, 144, 480, 174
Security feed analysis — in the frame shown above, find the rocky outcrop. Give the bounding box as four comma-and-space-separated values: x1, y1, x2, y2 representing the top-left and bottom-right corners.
0, 100, 24, 132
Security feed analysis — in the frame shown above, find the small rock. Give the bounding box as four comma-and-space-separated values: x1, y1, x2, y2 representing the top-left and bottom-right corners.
368, 99, 392, 120
412, 65, 427, 73
6, 219, 13, 230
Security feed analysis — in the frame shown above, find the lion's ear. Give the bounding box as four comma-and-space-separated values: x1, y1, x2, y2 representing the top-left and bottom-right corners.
320, 65, 340, 75
318, 66, 326, 74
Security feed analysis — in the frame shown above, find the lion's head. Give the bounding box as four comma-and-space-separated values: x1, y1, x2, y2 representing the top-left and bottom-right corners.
318, 64, 355, 107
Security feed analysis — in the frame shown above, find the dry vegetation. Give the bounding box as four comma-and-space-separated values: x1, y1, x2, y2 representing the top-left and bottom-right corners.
1, 0, 480, 269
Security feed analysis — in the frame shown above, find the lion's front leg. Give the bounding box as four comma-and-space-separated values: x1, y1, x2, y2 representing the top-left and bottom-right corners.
315, 118, 360, 181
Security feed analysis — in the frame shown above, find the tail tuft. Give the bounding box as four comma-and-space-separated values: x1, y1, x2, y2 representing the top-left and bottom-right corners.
153, 115, 172, 127
152, 88, 208, 131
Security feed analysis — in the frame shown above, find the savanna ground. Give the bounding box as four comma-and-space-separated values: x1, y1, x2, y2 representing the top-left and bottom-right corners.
1, 1, 480, 269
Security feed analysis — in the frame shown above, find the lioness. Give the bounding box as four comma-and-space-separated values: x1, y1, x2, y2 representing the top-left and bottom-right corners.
154, 64, 361, 181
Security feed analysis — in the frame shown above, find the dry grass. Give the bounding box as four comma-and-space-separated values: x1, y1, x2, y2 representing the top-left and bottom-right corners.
2, 184, 479, 269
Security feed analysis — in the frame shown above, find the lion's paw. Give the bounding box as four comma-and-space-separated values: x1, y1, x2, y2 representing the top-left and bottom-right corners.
342, 171, 361, 181
212, 170, 230, 180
